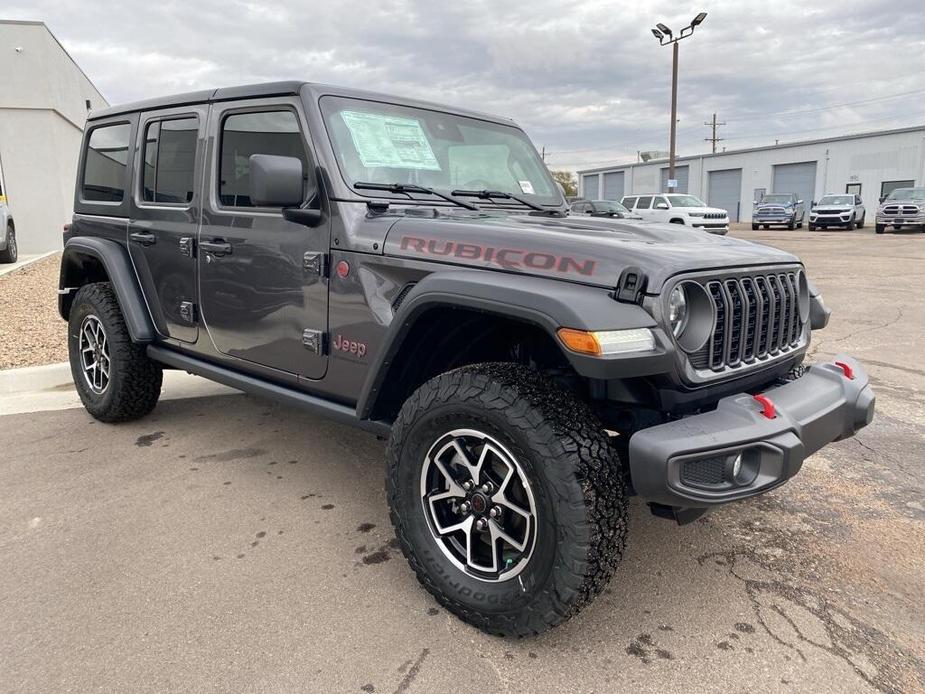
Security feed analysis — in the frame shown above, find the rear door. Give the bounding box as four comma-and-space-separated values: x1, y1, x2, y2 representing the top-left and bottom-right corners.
128, 106, 207, 343
198, 98, 329, 380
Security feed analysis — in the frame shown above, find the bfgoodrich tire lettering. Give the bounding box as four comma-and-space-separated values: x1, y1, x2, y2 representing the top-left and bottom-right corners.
68, 282, 162, 422
386, 362, 628, 636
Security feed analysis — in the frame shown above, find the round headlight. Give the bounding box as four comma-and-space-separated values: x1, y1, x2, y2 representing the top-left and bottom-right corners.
668, 285, 689, 338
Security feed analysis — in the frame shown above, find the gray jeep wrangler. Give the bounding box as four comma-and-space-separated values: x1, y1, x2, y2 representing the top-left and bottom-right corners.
59, 82, 875, 636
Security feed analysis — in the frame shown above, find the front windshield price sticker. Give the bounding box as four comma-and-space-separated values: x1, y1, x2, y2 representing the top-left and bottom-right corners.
518, 180, 535, 194
341, 111, 441, 171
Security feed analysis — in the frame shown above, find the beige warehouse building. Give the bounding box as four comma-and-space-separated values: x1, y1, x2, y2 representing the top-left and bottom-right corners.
0, 20, 108, 254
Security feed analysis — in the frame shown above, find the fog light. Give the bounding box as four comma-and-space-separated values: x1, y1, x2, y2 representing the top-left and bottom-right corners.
726, 450, 760, 486
730, 453, 742, 480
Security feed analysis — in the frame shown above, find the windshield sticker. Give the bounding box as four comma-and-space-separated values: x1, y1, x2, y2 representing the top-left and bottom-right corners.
340, 111, 441, 171
518, 180, 535, 194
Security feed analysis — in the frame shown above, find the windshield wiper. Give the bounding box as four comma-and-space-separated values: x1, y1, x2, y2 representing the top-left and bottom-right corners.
450, 188, 546, 212
353, 182, 480, 211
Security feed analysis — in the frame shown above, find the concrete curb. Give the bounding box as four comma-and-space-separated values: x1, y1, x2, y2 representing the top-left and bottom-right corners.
0, 361, 239, 416
0, 250, 58, 278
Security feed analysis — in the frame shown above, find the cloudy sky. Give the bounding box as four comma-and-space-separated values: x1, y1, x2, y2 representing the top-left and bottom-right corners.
8, 0, 925, 172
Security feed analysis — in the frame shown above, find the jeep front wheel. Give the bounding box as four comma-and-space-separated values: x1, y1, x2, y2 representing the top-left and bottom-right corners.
386, 363, 628, 636
68, 282, 163, 422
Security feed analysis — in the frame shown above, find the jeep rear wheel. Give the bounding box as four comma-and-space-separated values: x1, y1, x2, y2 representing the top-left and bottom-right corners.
386, 363, 628, 636
68, 282, 163, 422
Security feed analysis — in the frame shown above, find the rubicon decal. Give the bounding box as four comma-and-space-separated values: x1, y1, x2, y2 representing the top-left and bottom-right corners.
333, 334, 368, 358
399, 236, 596, 277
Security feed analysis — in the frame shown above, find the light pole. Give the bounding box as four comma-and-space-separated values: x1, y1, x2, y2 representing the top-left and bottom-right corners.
651, 12, 707, 191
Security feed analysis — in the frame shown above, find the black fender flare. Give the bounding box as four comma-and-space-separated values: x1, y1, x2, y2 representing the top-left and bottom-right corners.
355, 269, 673, 420
58, 236, 156, 343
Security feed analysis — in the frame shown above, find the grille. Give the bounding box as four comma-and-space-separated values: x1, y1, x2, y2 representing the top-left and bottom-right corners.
704, 212, 726, 220
691, 270, 804, 373
757, 207, 786, 215
882, 204, 919, 216
680, 456, 727, 488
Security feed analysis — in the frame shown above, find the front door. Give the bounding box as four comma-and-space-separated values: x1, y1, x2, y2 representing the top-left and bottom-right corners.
198, 99, 329, 380
128, 107, 207, 342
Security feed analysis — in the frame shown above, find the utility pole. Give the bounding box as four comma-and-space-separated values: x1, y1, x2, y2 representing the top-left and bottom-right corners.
651, 13, 707, 191
704, 112, 725, 154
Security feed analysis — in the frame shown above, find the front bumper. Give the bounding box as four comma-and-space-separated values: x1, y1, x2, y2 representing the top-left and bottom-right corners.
628, 355, 874, 509
810, 213, 852, 225
876, 214, 925, 227
692, 222, 728, 235
754, 216, 792, 224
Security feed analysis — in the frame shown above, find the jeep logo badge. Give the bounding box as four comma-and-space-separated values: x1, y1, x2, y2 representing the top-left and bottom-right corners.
332, 334, 367, 359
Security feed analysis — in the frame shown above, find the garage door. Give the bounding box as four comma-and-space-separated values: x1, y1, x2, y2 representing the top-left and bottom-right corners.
707, 168, 742, 222
772, 162, 817, 208
581, 174, 600, 199
602, 171, 624, 200
660, 165, 689, 193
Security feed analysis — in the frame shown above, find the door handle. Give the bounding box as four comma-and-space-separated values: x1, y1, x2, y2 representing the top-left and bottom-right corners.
200, 239, 233, 257
130, 231, 157, 246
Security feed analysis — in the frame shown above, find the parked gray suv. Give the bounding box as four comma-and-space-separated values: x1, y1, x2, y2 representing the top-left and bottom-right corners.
58, 81, 875, 636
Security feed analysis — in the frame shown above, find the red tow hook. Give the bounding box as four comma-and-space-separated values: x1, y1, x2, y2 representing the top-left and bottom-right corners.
753, 394, 777, 419
834, 360, 855, 380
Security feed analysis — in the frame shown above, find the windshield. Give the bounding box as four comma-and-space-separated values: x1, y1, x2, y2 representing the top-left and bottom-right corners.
668, 195, 706, 207
818, 195, 853, 206
594, 200, 631, 214
886, 188, 925, 201
320, 96, 561, 206
760, 195, 792, 204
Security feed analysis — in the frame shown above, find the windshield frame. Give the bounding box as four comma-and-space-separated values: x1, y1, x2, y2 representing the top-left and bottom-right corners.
318, 94, 564, 209
760, 195, 793, 204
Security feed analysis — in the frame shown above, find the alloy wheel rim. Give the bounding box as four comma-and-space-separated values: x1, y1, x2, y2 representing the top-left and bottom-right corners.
78, 314, 110, 394
8, 232, 15, 258
419, 428, 538, 582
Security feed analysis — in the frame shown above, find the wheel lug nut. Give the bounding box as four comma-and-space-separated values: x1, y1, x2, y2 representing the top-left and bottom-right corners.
458, 501, 471, 515
489, 507, 501, 519
462, 481, 473, 491
475, 519, 488, 531
480, 482, 493, 494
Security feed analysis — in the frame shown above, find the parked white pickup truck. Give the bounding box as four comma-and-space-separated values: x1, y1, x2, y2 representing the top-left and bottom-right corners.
621, 193, 729, 234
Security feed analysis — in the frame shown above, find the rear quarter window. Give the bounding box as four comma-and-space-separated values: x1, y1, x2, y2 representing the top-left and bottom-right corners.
82, 123, 131, 202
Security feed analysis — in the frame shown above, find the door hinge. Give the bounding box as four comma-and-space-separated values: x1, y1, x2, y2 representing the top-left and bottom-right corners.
179, 301, 197, 324
301, 329, 326, 355
303, 252, 328, 277
179, 236, 195, 258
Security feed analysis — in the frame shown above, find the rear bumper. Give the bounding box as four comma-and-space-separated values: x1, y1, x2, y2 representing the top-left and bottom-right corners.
628, 355, 874, 508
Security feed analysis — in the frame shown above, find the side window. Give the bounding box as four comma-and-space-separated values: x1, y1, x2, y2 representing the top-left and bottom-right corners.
83, 123, 131, 202
637, 196, 653, 209
142, 116, 199, 204
855, 195, 862, 205
622, 196, 637, 209
219, 110, 308, 207
653, 196, 668, 208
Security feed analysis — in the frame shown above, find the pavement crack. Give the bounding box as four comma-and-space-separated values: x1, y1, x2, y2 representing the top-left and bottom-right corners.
392, 648, 429, 694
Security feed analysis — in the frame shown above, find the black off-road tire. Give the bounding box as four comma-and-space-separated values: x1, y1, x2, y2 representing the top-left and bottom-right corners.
751, 223, 758, 231
875, 224, 885, 234
386, 362, 628, 637
68, 283, 162, 422
0, 223, 16, 263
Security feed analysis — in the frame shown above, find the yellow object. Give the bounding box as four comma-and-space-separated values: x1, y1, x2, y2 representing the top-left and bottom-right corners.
557, 328, 601, 355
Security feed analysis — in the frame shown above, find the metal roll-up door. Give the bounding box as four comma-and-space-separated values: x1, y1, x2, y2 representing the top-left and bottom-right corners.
660, 165, 690, 193
772, 162, 817, 208
602, 171, 624, 200
707, 168, 743, 222
581, 174, 600, 199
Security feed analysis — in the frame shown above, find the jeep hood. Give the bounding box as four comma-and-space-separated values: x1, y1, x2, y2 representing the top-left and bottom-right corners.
382, 213, 799, 290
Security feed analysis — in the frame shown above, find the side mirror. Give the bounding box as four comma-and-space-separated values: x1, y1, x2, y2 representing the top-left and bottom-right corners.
655, 202, 669, 210
249, 154, 304, 207
879, 196, 886, 203
796, 199, 804, 205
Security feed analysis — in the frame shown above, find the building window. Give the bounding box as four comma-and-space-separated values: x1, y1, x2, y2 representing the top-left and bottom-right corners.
83, 123, 131, 202
845, 183, 861, 196
880, 180, 914, 199
219, 110, 308, 207
142, 116, 199, 204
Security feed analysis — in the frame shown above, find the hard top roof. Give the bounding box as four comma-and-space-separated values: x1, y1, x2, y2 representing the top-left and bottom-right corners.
88, 81, 517, 127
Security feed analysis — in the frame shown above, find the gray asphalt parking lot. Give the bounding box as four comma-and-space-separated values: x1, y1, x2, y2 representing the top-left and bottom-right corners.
1, 227, 923, 693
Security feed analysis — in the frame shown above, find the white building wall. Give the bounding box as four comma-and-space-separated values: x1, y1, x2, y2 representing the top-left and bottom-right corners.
0, 21, 108, 253
579, 128, 925, 223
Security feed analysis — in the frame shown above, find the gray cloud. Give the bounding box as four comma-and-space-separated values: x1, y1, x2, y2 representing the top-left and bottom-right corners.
7, 0, 924, 171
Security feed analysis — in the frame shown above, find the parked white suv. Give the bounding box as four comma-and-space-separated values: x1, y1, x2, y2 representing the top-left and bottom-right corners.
808, 194, 865, 231
621, 193, 729, 234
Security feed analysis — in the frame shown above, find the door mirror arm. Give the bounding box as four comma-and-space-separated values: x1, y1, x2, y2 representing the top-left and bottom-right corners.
283, 203, 324, 228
